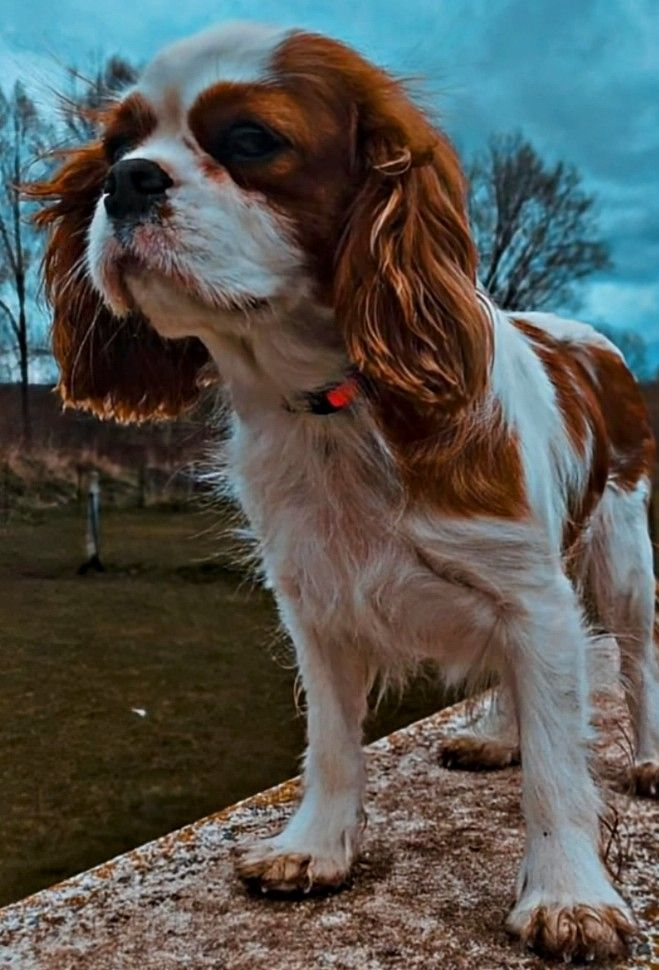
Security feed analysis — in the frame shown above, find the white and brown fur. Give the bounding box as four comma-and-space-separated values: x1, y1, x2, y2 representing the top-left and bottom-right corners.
29, 22, 659, 962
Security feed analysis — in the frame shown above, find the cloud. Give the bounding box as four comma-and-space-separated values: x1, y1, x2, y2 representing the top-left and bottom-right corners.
583, 279, 659, 337
2, 0, 657, 333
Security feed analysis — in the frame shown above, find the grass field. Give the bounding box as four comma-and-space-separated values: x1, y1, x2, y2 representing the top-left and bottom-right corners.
0, 505, 450, 907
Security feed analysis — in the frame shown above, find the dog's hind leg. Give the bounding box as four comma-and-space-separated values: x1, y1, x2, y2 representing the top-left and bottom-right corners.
583, 479, 659, 796
438, 684, 520, 770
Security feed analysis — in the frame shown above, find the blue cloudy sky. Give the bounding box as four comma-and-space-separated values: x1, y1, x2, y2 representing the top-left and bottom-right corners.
2, 0, 658, 343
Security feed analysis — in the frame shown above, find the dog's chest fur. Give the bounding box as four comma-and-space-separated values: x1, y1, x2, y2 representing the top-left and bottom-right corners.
226, 408, 423, 648
224, 405, 506, 674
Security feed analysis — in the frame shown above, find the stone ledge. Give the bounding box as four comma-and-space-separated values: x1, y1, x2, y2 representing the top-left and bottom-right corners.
0, 694, 656, 970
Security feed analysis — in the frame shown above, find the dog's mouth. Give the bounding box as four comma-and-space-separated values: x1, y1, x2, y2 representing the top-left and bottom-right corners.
96, 242, 268, 323
91, 243, 139, 317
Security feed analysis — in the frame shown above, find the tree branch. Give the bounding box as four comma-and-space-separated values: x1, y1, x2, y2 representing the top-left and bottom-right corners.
0, 296, 19, 339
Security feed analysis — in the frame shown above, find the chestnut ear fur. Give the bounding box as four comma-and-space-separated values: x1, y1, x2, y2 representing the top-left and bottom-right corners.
334, 79, 490, 414
27, 144, 209, 423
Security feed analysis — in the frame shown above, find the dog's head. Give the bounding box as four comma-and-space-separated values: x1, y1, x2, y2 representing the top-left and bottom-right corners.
31, 23, 487, 421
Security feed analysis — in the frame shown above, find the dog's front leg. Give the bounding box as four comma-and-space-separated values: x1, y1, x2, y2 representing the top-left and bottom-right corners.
505, 570, 637, 961
235, 597, 369, 894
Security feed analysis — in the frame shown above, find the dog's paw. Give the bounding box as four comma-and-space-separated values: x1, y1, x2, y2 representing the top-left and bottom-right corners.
631, 760, 659, 798
234, 838, 351, 895
507, 902, 637, 963
439, 734, 520, 771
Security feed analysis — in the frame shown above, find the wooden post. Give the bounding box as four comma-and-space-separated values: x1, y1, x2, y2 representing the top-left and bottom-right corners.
78, 470, 105, 574
0, 462, 9, 527
137, 463, 146, 508
649, 488, 657, 575
76, 463, 84, 503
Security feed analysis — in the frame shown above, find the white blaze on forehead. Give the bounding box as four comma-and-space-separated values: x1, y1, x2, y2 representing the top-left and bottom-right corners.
138, 22, 290, 110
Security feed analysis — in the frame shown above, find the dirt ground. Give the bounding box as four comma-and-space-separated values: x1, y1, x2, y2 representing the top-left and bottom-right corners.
0, 505, 450, 907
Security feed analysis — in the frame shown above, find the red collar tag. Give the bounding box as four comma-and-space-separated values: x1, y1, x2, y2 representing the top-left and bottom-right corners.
324, 377, 360, 411
286, 373, 362, 415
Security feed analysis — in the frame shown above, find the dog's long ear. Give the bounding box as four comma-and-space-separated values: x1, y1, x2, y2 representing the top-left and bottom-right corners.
334, 84, 490, 413
28, 144, 209, 422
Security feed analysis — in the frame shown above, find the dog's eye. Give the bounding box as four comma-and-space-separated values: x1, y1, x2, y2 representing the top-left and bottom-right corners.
215, 123, 286, 164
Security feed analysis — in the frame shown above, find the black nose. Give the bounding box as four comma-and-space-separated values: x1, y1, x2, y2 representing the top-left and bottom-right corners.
103, 158, 173, 221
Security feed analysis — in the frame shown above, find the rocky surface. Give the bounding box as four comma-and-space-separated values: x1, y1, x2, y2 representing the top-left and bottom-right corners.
0, 693, 656, 969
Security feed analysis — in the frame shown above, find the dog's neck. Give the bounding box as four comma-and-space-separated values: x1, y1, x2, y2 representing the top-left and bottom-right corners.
201, 297, 353, 421
198, 291, 500, 428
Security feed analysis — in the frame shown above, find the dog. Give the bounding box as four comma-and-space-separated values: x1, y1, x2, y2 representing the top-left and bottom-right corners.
30, 22, 659, 962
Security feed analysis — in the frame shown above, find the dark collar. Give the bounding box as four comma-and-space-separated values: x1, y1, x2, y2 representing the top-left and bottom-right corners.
284, 371, 362, 415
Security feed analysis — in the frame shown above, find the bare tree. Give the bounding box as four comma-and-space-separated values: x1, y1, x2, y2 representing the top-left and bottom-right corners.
0, 82, 53, 446
62, 57, 137, 142
0, 57, 136, 446
468, 133, 610, 311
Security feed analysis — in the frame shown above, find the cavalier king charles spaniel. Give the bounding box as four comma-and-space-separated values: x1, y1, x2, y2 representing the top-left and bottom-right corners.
30, 22, 659, 962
